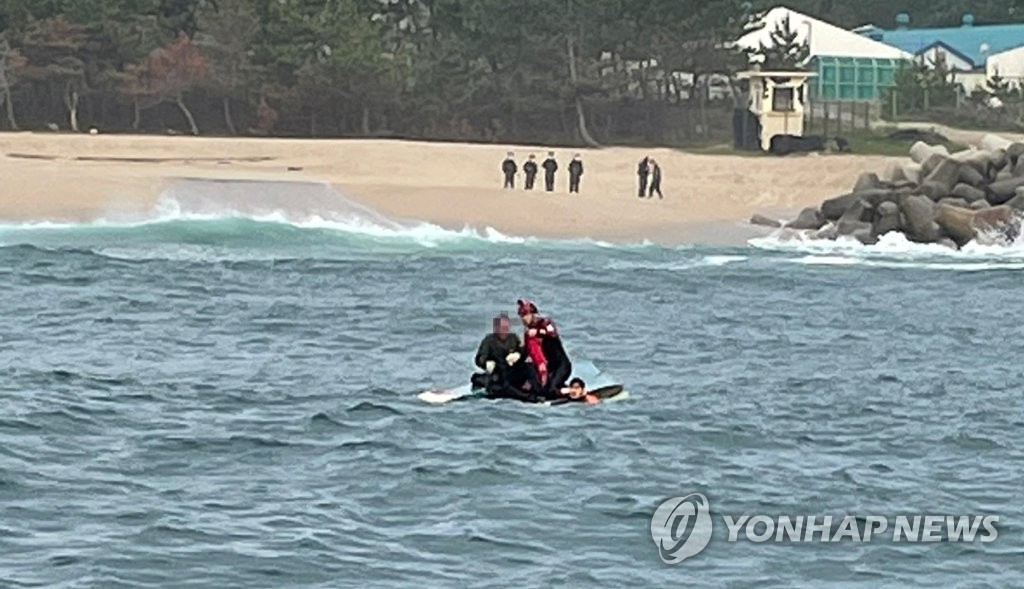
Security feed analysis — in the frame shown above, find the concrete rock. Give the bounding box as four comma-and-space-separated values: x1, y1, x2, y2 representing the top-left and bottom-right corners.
814, 224, 839, 240
986, 176, 1024, 205
874, 201, 901, 236
910, 141, 950, 164
934, 203, 976, 246
971, 200, 991, 210
923, 157, 961, 194
899, 194, 942, 242
785, 207, 825, 230
951, 183, 987, 203
750, 214, 782, 228
981, 134, 1013, 152
937, 238, 959, 250
821, 193, 859, 221
938, 197, 970, 210
957, 164, 986, 187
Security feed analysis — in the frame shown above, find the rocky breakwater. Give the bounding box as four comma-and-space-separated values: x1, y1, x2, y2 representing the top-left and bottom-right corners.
753, 134, 1024, 248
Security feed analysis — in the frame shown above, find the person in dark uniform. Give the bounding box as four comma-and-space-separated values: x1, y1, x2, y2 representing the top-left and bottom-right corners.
523, 154, 538, 190
542, 152, 558, 192
648, 159, 663, 199
502, 152, 517, 189
637, 156, 650, 197
471, 312, 525, 398
568, 154, 584, 194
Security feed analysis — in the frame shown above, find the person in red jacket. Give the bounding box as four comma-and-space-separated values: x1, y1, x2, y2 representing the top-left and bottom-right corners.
516, 299, 573, 399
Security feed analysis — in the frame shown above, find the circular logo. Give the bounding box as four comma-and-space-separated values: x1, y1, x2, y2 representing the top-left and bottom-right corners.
650, 493, 713, 564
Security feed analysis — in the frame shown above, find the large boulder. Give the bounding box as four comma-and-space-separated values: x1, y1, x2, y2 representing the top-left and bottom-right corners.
899, 194, 942, 242
1013, 157, 1024, 178
986, 176, 1024, 205
921, 156, 961, 198
938, 197, 970, 210
951, 183, 987, 203
981, 134, 1013, 152
874, 201, 901, 236
853, 172, 885, 193
971, 200, 991, 211
921, 153, 947, 176
1007, 142, 1024, 166
957, 164, 986, 187
973, 205, 1021, 244
814, 224, 839, 240
785, 207, 825, 230
890, 161, 923, 186
910, 141, 950, 164
751, 214, 782, 228
837, 200, 874, 235
1004, 192, 1024, 212
934, 203, 976, 246
821, 193, 860, 221
853, 227, 878, 245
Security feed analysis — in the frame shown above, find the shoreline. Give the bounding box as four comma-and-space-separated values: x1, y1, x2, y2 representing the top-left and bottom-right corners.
0, 132, 895, 245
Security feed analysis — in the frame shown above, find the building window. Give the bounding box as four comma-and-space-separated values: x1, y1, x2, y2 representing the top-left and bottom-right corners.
773, 87, 795, 112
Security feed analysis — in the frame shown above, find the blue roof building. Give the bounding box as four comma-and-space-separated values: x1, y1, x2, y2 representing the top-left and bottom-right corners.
858, 13, 1024, 71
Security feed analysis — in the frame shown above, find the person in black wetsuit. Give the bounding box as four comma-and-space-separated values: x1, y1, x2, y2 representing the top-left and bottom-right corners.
568, 154, 584, 194
502, 152, 518, 189
542, 152, 558, 192
523, 154, 538, 190
471, 313, 531, 400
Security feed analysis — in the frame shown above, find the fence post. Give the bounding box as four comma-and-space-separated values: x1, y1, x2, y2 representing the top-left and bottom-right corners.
824, 101, 830, 136
891, 89, 898, 121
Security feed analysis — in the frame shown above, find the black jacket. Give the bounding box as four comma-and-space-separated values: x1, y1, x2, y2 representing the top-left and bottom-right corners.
542, 158, 558, 176
523, 161, 538, 176
475, 333, 521, 370
569, 160, 584, 177
502, 159, 518, 176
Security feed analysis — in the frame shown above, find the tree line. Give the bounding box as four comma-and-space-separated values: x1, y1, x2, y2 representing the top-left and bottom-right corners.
0, 0, 1021, 145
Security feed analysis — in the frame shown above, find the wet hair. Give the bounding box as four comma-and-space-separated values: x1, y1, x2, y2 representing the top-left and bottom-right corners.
569, 378, 585, 388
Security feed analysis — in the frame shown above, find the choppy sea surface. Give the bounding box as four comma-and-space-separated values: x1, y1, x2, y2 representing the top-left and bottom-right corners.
2, 182, 1024, 588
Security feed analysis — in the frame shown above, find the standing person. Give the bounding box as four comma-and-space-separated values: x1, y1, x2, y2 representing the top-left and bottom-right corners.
523, 154, 539, 190
542, 152, 558, 192
568, 154, 584, 194
648, 159, 663, 199
502, 152, 518, 189
637, 156, 650, 198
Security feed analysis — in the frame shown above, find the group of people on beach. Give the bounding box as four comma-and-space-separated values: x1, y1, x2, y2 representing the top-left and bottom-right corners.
501, 151, 666, 199
502, 152, 585, 194
471, 300, 599, 405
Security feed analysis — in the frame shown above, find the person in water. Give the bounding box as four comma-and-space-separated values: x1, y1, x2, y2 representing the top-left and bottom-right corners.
517, 298, 572, 399
472, 312, 523, 397
564, 377, 600, 405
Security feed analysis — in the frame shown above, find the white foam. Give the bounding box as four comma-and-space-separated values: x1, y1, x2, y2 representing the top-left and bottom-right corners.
751, 227, 1024, 271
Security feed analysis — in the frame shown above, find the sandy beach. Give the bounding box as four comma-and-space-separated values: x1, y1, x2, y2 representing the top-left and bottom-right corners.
0, 132, 895, 244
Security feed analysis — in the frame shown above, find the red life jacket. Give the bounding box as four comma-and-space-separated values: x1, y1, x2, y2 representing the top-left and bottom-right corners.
524, 317, 558, 385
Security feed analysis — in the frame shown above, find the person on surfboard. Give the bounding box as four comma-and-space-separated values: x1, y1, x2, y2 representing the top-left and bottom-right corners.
472, 313, 524, 398
517, 299, 572, 400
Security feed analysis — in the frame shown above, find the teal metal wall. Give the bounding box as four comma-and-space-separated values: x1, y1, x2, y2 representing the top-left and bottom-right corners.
809, 56, 910, 101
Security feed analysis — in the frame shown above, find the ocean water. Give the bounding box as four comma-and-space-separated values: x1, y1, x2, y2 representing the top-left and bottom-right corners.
3, 184, 1024, 588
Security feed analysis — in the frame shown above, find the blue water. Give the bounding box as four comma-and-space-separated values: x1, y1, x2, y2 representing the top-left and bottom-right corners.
3, 211, 1024, 588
